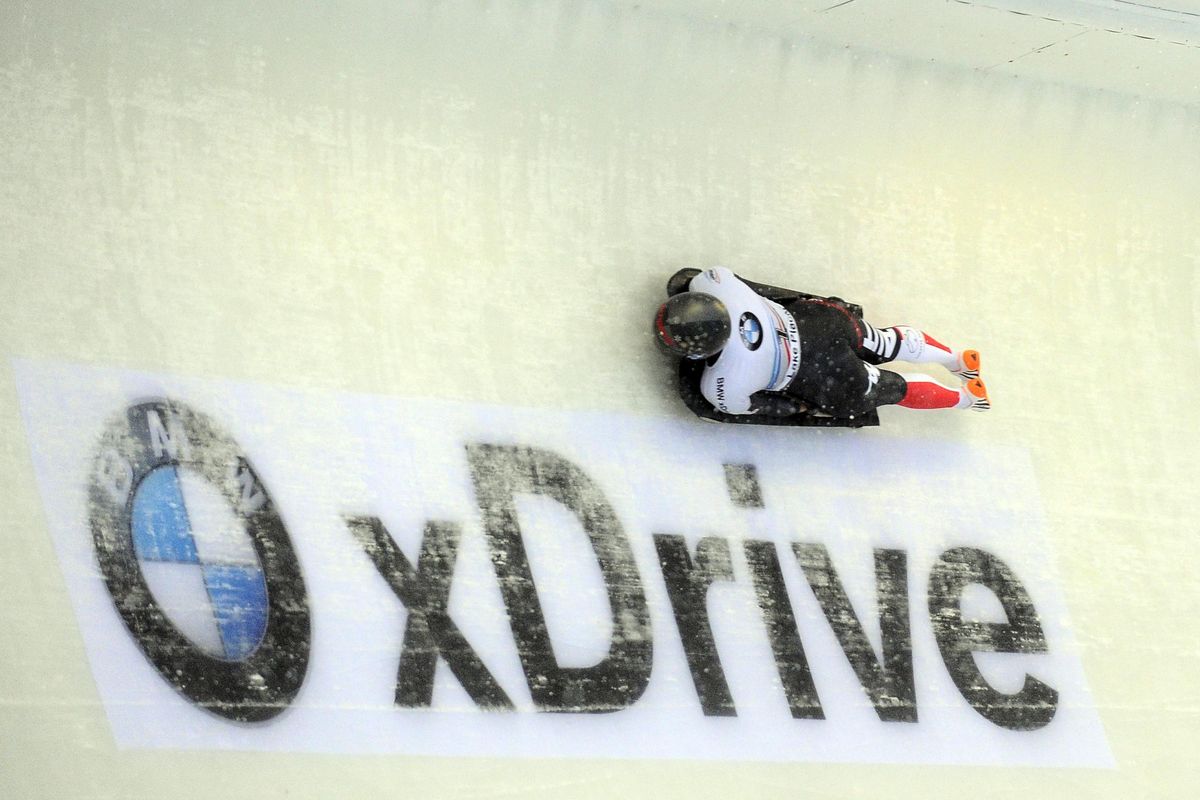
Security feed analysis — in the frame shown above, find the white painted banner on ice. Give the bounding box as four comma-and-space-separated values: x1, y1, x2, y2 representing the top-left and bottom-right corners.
14, 359, 1111, 766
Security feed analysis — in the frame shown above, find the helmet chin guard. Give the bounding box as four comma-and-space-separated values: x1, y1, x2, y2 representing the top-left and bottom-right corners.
654, 292, 731, 358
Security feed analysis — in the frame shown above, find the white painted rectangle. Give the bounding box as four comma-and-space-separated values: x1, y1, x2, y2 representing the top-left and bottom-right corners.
14, 358, 1111, 767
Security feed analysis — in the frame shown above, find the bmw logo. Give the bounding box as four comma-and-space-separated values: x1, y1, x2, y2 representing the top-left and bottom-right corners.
88, 401, 310, 722
739, 312, 763, 350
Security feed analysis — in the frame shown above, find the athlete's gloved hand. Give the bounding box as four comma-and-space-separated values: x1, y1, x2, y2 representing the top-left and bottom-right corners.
748, 391, 807, 417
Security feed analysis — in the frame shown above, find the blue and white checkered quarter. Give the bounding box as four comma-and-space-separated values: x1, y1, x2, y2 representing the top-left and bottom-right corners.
131, 465, 268, 660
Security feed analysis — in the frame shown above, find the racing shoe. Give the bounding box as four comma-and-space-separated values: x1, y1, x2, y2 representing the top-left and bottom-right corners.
952, 349, 981, 381
959, 377, 990, 412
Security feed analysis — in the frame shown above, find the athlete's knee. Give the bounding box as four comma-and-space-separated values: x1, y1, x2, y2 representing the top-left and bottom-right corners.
873, 368, 907, 406
860, 321, 901, 363
854, 363, 906, 410
816, 365, 905, 416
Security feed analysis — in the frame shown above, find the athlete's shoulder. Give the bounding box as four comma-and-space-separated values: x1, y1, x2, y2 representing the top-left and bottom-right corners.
688, 266, 742, 292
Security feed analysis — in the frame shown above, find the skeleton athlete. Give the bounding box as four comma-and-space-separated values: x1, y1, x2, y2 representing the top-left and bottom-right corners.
653, 267, 988, 420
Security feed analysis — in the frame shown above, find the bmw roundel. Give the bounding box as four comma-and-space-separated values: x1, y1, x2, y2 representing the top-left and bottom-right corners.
88, 401, 310, 722
739, 312, 763, 350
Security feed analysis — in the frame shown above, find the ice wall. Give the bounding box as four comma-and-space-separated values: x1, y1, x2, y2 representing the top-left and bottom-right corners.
1, 1, 1197, 798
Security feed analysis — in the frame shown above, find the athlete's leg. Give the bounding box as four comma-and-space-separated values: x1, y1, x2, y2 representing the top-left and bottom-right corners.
787, 342, 906, 418
859, 321, 980, 379
896, 374, 990, 411
789, 344, 989, 415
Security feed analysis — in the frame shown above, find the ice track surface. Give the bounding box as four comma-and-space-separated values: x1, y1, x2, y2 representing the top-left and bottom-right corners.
1, 2, 1198, 799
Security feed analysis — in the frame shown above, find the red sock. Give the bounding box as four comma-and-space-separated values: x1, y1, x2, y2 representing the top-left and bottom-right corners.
898, 375, 962, 409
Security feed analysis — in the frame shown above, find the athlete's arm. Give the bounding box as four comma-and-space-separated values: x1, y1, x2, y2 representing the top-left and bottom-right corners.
686, 266, 740, 295
700, 367, 753, 415
687, 266, 799, 304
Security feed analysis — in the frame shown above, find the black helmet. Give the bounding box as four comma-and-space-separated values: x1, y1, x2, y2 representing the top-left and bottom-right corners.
653, 292, 731, 358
